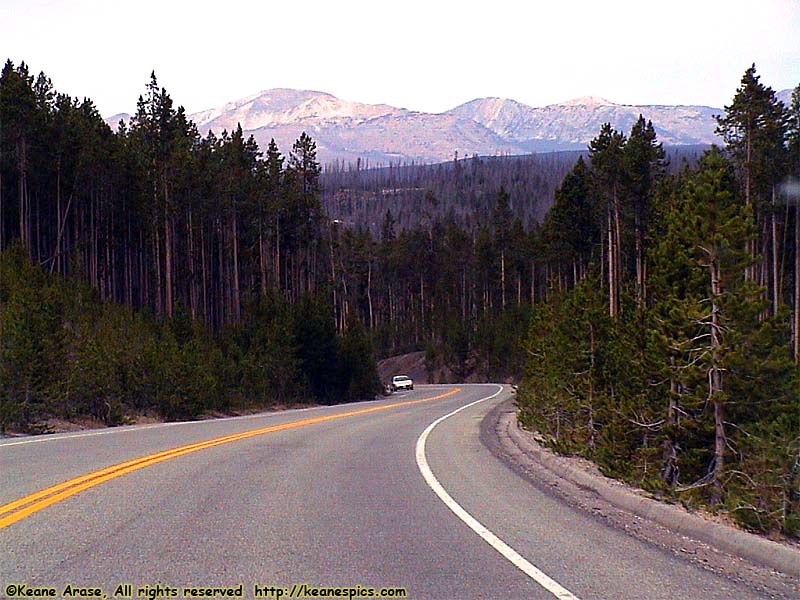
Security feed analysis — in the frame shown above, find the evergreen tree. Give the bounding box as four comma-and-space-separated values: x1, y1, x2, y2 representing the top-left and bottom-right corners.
716, 65, 789, 314
542, 156, 596, 284
624, 116, 666, 305
589, 124, 627, 317
339, 316, 381, 401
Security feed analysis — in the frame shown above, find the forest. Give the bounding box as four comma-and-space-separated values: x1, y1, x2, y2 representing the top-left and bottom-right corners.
0, 63, 386, 429
518, 66, 800, 536
319, 145, 707, 234
1, 58, 799, 535
0, 58, 588, 434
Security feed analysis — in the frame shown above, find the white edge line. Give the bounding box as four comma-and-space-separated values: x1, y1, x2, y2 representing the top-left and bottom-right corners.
415, 384, 581, 600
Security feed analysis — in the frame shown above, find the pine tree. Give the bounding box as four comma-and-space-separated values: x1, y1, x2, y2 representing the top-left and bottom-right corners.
339, 316, 381, 401
787, 84, 800, 362
543, 156, 596, 285
492, 187, 513, 308
716, 64, 789, 307
624, 115, 666, 305
658, 148, 756, 502
589, 124, 627, 317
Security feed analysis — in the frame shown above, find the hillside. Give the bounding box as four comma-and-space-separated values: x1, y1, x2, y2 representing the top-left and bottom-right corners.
447, 97, 721, 149
100, 87, 797, 165
183, 88, 731, 164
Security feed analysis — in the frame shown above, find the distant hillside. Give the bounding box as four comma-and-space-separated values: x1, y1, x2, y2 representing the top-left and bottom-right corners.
187, 88, 522, 165
104, 88, 797, 165
320, 146, 708, 233
446, 96, 721, 150
776, 88, 794, 107
104, 113, 130, 130
184, 89, 728, 165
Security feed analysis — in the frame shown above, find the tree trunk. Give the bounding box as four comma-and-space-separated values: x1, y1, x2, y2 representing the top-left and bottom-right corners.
662, 358, 679, 487
771, 188, 780, 315
635, 211, 644, 307
613, 187, 622, 317
259, 229, 268, 297
188, 207, 197, 319
18, 138, 28, 250
163, 181, 173, 319
231, 208, 241, 324
329, 238, 339, 332
795, 205, 799, 363
367, 257, 374, 330
274, 215, 281, 289
607, 208, 615, 318
500, 249, 506, 309
709, 256, 725, 503
154, 231, 162, 319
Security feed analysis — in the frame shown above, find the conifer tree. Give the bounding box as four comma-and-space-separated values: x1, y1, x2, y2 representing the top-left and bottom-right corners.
657, 148, 755, 501
624, 115, 665, 305
589, 124, 626, 317
716, 64, 788, 304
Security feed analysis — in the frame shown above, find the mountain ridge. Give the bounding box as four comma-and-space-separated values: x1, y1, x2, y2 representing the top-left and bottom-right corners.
103, 87, 796, 164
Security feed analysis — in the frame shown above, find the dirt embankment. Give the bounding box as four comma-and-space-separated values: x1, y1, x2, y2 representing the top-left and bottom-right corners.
377, 351, 429, 384
377, 351, 485, 385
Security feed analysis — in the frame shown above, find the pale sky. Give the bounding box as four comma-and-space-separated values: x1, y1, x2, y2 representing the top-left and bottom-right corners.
2, 0, 799, 117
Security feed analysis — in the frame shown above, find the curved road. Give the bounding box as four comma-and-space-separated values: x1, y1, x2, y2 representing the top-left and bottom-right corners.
0, 385, 779, 599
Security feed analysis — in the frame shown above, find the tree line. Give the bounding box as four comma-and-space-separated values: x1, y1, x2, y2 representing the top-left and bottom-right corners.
0, 59, 576, 429
3, 58, 799, 538
0, 62, 383, 430
320, 146, 707, 235
518, 65, 800, 536
0, 58, 593, 434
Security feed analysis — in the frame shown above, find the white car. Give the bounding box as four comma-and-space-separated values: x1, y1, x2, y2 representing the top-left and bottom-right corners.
390, 375, 414, 392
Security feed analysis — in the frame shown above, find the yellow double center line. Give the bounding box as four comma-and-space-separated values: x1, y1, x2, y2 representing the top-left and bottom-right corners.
0, 387, 460, 529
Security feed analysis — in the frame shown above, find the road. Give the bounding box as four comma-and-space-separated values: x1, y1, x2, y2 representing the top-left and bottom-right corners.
0, 385, 782, 599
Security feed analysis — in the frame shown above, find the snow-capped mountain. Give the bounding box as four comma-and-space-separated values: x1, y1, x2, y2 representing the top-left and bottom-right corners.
446, 97, 721, 150
777, 88, 794, 107
102, 87, 797, 164
104, 113, 130, 130
190, 88, 409, 132
188, 89, 523, 164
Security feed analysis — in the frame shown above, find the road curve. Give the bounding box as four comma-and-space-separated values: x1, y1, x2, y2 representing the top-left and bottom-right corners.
0, 385, 779, 599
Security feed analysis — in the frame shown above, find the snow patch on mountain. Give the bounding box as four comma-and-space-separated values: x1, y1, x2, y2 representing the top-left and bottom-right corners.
190, 89, 408, 134
557, 96, 615, 107
448, 96, 721, 148
91, 87, 740, 164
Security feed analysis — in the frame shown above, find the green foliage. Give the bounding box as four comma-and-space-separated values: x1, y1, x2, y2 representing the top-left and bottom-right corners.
0, 247, 384, 429
3, 57, 798, 540
716, 64, 789, 207
0, 244, 64, 428
339, 317, 382, 402
292, 295, 341, 403
520, 91, 800, 536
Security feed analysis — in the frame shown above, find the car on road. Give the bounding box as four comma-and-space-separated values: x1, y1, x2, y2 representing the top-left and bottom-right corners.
390, 375, 414, 392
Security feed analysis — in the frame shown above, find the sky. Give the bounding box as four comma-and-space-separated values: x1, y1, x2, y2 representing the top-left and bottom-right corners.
2, 0, 799, 118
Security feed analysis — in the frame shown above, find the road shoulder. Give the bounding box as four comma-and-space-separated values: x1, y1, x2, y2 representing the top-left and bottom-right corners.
481, 397, 800, 597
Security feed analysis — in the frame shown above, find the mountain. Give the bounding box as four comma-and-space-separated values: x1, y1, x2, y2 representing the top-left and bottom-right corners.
104, 113, 130, 130
188, 89, 524, 164
93, 87, 796, 165
107, 87, 800, 165
186, 89, 725, 164
777, 88, 794, 107
190, 88, 408, 132
446, 97, 721, 150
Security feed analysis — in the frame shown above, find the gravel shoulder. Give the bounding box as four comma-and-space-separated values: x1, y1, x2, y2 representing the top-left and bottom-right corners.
482, 396, 800, 599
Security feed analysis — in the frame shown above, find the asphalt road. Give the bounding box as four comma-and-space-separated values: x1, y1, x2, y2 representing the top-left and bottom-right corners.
0, 385, 781, 599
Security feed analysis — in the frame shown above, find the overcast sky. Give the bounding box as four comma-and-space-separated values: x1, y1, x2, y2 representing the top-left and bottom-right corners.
3, 0, 799, 117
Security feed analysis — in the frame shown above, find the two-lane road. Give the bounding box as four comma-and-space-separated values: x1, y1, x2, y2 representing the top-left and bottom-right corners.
0, 385, 778, 598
